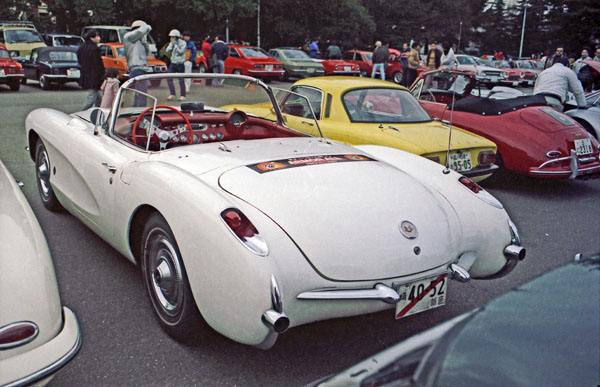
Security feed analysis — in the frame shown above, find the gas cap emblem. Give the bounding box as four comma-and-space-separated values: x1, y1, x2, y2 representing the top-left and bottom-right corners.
399, 221, 418, 239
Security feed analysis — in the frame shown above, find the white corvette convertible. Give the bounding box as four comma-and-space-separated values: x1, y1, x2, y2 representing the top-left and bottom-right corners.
25, 73, 525, 349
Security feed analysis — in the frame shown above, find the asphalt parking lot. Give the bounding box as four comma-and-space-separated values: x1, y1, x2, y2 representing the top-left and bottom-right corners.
1, 80, 599, 386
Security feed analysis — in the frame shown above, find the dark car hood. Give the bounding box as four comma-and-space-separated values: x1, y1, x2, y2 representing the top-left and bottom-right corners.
437, 256, 600, 386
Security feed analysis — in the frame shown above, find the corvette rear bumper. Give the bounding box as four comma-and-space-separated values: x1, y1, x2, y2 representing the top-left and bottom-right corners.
529, 150, 600, 179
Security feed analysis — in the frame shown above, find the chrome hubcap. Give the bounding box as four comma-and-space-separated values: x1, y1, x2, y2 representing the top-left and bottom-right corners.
37, 151, 50, 197
147, 233, 183, 314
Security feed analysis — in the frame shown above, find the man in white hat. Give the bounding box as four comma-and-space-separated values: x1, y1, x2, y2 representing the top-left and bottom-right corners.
165, 29, 187, 101
124, 20, 152, 106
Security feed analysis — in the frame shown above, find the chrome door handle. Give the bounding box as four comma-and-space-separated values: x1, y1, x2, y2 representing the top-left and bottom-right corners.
102, 163, 117, 174
301, 120, 314, 126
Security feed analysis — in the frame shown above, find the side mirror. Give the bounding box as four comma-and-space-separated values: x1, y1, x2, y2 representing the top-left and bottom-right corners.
89, 108, 106, 135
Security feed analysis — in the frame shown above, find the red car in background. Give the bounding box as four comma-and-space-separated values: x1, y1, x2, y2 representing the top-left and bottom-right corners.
344, 49, 427, 85
314, 58, 360, 76
411, 69, 600, 179
343, 50, 373, 77
225, 45, 284, 82
492, 60, 536, 87
0, 45, 24, 91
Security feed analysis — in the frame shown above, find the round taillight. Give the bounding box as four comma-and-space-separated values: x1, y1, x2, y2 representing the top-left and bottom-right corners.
0, 321, 39, 349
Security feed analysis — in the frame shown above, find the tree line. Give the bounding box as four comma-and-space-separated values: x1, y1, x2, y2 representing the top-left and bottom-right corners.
2, 0, 599, 57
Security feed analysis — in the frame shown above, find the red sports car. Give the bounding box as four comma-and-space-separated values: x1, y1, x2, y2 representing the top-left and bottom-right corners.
225, 45, 284, 82
0, 45, 24, 91
411, 69, 600, 179
492, 60, 536, 87
315, 59, 360, 76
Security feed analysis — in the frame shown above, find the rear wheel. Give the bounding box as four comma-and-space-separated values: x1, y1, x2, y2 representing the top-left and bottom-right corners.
392, 71, 403, 84
141, 213, 205, 341
35, 140, 63, 211
38, 74, 50, 90
9, 81, 20, 91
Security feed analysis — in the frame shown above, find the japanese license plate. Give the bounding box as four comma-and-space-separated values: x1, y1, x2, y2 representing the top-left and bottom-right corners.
67, 69, 80, 78
266, 65, 273, 71
395, 274, 447, 319
0, 69, 5, 77
308, 67, 314, 73
448, 151, 472, 172
344, 66, 351, 71
574, 138, 593, 155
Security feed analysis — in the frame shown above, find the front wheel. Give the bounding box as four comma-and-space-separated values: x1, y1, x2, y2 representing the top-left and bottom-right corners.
141, 213, 205, 341
392, 71, 403, 84
35, 140, 63, 211
9, 81, 20, 91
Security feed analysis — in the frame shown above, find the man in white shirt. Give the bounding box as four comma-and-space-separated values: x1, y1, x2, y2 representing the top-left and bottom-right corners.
533, 56, 586, 111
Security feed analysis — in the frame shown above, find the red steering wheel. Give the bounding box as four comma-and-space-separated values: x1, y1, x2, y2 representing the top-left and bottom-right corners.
132, 105, 194, 147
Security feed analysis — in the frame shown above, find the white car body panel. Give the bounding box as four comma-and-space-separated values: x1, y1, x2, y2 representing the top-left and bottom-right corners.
0, 160, 81, 385
24, 73, 521, 347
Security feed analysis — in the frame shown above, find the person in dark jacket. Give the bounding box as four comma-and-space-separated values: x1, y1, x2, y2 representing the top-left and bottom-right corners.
210, 36, 228, 86
77, 29, 105, 110
371, 41, 389, 80
426, 42, 442, 70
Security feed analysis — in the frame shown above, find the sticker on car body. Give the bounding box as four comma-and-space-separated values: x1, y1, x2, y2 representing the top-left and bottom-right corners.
247, 154, 376, 174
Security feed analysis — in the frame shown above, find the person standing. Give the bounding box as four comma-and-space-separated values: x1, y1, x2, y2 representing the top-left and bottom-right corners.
544, 45, 564, 69
165, 29, 187, 100
533, 56, 586, 112
325, 41, 341, 59
210, 36, 228, 86
574, 48, 594, 92
426, 42, 442, 70
100, 68, 120, 109
406, 42, 421, 87
441, 44, 456, 68
182, 31, 196, 93
201, 34, 212, 86
124, 20, 152, 107
309, 38, 320, 58
77, 29, 105, 110
399, 42, 409, 86
371, 41, 389, 80
594, 47, 600, 62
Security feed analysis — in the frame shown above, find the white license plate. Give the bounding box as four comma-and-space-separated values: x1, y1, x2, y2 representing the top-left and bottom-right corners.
574, 138, 593, 155
308, 67, 314, 73
448, 151, 472, 172
0, 69, 5, 77
344, 66, 351, 71
67, 69, 80, 78
266, 65, 273, 71
395, 274, 447, 319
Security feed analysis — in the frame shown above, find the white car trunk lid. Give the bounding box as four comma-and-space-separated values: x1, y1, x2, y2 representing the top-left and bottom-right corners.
219, 154, 459, 281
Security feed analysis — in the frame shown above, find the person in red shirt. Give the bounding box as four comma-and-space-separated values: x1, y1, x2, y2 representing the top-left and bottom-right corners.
201, 34, 212, 85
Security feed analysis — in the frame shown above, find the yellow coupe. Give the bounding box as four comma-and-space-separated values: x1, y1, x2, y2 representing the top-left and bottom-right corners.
236, 76, 499, 181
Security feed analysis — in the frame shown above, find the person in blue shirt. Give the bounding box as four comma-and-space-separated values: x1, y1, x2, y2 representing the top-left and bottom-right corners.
182, 31, 197, 93
309, 38, 320, 58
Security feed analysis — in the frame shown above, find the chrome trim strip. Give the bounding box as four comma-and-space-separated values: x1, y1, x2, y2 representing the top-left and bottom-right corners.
0, 74, 24, 78
42, 74, 79, 79
530, 164, 600, 176
5, 309, 82, 387
247, 70, 285, 74
461, 164, 499, 178
0, 321, 39, 350
298, 283, 401, 304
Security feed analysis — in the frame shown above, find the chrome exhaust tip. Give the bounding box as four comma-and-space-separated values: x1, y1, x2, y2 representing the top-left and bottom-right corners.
504, 244, 526, 261
262, 309, 290, 333
450, 263, 471, 282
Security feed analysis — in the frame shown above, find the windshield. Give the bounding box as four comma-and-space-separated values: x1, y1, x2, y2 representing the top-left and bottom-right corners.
282, 50, 310, 60
240, 47, 269, 58
4, 29, 43, 43
55, 36, 83, 46
532, 61, 543, 69
342, 88, 431, 123
423, 72, 471, 95
48, 51, 78, 61
495, 60, 510, 68
517, 61, 533, 69
457, 56, 475, 65
364, 53, 373, 61
110, 74, 308, 151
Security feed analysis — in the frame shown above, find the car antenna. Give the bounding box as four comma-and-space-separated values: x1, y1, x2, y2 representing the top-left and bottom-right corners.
443, 21, 462, 175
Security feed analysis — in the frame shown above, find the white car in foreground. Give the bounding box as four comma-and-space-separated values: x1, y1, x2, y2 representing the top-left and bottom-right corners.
0, 160, 81, 386
25, 73, 524, 349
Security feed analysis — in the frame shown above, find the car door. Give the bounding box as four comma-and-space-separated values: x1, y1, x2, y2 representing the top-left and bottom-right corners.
62, 113, 143, 240
22, 50, 38, 79
225, 47, 241, 73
